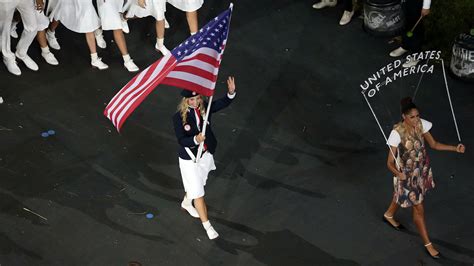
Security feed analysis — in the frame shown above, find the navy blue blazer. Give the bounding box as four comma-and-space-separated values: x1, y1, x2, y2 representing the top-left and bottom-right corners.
173, 94, 234, 160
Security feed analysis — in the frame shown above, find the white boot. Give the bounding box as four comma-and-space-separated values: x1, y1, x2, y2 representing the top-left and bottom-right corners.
313, 0, 337, 9
123, 54, 139, 72
91, 53, 109, 70
15, 52, 39, 71
155, 38, 170, 56
203, 221, 219, 240
41, 47, 59, 65
181, 195, 200, 218
94, 29, 107, 49
46, 30, 61, 50
339, 10, 354, 25
389, 47, 408, 57
3, 57, 21, 76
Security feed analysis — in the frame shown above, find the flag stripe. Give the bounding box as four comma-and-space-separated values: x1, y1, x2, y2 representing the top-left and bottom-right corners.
113, 57, 177, 129
161, 77, 214, 97
170, 65, 217, 82
165, 71, 216, 91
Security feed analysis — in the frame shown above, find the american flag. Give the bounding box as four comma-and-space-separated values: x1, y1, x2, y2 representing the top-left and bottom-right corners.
104, 4, 233, 132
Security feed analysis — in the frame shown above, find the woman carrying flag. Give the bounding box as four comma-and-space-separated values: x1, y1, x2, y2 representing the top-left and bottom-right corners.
173, 76, 236, 240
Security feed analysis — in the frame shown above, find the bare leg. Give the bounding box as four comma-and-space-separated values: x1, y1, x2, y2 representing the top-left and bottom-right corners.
48, 20, 60, 32
193, 196, 208, 222
155, 19, 165, 39
412, 203, 439, 256
384, 199, 400, 227
36, 31, 47, 48
185, 11, 198, 34
112, 29, 128, 55
85, 32, 97, 54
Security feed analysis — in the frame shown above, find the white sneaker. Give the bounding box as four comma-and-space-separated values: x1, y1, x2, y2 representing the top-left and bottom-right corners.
165, 18, 170, 29
10, 24, 18, 38
389, 47, 408, 57
46, 30, 61, 50
312, 0, 337, 9
41, 51, 59, 65
3, 57, 21, 76
155, 43, 170, 56
339, 10, 354, 25
91, 57, 109, 70
122, 20, 130, 34
15, 52, 39, 71
181, 199, 200, 218
205, 225, 219, 240
95, 30, 107, 49
124, 59, 139, 72
402, 58, 420, 68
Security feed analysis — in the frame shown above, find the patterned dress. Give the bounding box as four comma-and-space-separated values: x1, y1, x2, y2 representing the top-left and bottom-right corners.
388, 119, 435, 208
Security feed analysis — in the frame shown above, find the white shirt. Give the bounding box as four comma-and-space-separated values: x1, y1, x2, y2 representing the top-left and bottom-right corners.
387, 119, 432, 147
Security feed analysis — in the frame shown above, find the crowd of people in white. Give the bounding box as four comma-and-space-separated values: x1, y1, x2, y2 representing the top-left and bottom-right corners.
0, 0, 204, 76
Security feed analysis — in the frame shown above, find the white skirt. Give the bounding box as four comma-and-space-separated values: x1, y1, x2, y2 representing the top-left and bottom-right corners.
167, 0, 203, 12
178, 152, 216, 199
47, 0, 100, 33
125, 0, 166, 21
97, 0, 125, 31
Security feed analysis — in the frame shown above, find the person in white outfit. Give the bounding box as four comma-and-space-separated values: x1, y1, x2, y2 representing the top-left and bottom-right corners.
126, 0, 169, 56
47, 0, 108, 70
312, 0, 355, 26
0, 0, 39, 75
33, 0, 59, 65
97, 0, 139, 72
166, 0, 203, 35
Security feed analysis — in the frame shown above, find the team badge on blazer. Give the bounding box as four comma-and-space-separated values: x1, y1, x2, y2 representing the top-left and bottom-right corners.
184, 124, 191, 131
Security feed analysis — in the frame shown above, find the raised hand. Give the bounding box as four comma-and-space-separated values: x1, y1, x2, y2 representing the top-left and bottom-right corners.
227, 76, 236, 95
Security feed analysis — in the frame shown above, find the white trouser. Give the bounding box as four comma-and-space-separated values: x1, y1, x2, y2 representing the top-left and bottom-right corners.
0, 0, 37, 59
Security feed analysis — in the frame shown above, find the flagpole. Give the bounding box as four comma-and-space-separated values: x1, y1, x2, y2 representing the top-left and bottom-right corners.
361, 91, 402, 170
195, 3, 233, 163
195, 96, 213, 163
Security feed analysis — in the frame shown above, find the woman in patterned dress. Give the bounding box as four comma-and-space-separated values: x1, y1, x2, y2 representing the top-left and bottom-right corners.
383, 97, 465, 259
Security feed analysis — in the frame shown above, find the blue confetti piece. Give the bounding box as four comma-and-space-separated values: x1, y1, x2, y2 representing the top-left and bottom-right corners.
146, 213, 154, 219
47, 130, 55, 135
41, 132, 49, 138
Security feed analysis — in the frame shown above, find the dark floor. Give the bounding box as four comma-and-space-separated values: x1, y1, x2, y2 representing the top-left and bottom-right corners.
1, 0, 473, 265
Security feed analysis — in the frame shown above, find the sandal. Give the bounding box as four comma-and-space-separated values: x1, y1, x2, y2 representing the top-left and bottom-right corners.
424, 242, 441, 259
382, 214, 405, 231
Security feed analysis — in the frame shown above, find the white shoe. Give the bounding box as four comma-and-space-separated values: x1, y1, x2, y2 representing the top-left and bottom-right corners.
205, 225, 219, 240
402, 58, 420, 68
389, 47, 408, 57
10, 24, 18, 39
95, 30, 107, 49
3, 57, 21, 76
91, 57, 109, 70
165, 18, 170, 29
42, 51, 59, 65
155, 43, 170, 56
124, 59, 139, 72
312, 0, 337, 9
122, 20, 130, 34
15, 52, 39, 71
339, 10, 354, 25
46, 30, 61, 50
181, 199, 200, 218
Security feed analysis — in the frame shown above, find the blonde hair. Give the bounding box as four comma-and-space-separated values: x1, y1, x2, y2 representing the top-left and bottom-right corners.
177, 96, 206, 125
